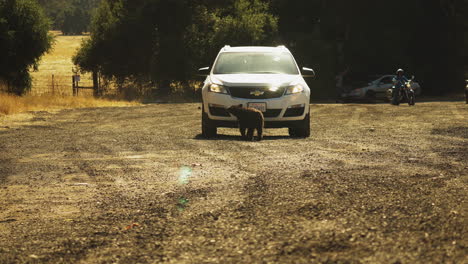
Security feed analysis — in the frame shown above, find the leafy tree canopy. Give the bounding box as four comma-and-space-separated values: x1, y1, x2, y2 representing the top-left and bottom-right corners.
37, 0, 100, 35
74, 0, 278, 95
0, 0, 53, 94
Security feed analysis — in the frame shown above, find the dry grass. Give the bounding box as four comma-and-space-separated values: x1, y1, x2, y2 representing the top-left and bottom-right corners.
0, 32, 139, 116
0, 93, 138, 115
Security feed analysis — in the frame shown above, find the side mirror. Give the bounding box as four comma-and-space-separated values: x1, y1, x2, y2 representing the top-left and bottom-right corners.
301, 67, 315, 78
197, 67, 210, 77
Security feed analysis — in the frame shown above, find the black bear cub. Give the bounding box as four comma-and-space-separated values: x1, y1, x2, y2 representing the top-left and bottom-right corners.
227, 104, 264, 141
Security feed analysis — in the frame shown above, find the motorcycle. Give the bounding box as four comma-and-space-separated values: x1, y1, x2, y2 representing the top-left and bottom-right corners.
465, 80, 467, 104
387, 76, 416, 106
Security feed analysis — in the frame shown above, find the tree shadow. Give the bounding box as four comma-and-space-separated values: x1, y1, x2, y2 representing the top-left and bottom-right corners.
431, 126, 468, 139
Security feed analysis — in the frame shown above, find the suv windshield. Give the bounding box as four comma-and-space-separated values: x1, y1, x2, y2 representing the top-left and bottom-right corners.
213, 52, 299, 75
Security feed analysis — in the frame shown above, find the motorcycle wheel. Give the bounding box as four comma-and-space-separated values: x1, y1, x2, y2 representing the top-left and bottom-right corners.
390, 89, 400, 105
408, 92, 415, 106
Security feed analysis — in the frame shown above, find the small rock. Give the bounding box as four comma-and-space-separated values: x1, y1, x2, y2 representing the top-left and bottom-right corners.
71, 183, 89, 186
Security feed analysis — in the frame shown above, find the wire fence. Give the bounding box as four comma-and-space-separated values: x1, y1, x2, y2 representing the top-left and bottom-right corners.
0, 72, 121, 97
0, 72, 96, 96
30, 71, 95, 96
1, 73, 200, 98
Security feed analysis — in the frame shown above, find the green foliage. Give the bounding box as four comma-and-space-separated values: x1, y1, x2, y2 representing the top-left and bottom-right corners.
37, 0, 100, 35
74, 0, 279, 95
74, 0, 161, 79
211, 0, 278, 46
0, 0, 53, 95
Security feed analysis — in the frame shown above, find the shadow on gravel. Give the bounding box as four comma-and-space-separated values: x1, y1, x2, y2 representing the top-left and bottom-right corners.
194, 134, 291, 141
432, 126, 468, 139
431, 127, 467, 162
0, 158, 13, 184
416, 96, 466, 102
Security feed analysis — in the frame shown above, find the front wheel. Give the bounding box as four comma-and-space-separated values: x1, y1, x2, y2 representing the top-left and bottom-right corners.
289, 113, 310, 138
408, 91, 415, 106
391, 90, 400, 105
202, 107, 217, 138
386, 89, 393, 103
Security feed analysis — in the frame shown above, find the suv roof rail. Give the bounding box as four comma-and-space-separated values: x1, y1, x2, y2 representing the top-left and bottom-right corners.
277, 45, 286, 49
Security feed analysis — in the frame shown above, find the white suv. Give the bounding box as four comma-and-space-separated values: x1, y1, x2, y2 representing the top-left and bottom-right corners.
199, 46, 315, 138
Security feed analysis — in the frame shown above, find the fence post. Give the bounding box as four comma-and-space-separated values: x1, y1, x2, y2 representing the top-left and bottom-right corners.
52, 74, 55, 95
72, 76, 76, 96
92, 70, 99, 97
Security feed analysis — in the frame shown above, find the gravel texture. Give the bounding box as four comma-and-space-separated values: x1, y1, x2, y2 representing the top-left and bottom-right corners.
0, 102, 466, 263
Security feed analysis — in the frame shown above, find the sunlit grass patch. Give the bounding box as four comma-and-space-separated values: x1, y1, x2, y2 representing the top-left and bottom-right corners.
30, 31, 94, 96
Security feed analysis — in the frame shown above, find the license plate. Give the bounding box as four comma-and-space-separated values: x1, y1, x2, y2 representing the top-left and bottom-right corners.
248, 102, 267, 112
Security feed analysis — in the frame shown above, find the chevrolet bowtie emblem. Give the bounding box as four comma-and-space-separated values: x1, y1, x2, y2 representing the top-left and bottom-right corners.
250, 90, 265, 96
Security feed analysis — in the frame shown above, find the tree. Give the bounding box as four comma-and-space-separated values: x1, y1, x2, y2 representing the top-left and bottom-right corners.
36, 0, 100, 35
184, 0, 278, 89
74, 0, 279, 96
0, 0, 53, 95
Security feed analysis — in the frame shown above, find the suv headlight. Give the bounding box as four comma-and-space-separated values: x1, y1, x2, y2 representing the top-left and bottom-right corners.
209, 84, 229, 94
285, 84, 304, 95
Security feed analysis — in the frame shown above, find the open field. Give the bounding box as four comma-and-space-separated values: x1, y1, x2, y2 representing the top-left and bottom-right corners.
0, 102, 466, 263
29, 32, 93, 96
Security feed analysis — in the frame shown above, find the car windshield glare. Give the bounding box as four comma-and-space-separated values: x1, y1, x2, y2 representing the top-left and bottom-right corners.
213, 52, 299, 75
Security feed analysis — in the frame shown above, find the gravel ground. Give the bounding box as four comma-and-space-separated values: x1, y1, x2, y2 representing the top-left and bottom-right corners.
0, 102, 466, 264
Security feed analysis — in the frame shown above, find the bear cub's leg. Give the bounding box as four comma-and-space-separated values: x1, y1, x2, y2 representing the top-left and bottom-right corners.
246, 128, 255, 141
257, 124, 263, 141
239, 126, 247, 139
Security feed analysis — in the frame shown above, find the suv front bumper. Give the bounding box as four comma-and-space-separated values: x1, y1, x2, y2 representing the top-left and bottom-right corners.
203, 91, 310, 122
211, 119, 308, 129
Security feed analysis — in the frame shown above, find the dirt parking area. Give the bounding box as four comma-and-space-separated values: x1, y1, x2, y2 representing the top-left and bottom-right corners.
0, 102, 466, 263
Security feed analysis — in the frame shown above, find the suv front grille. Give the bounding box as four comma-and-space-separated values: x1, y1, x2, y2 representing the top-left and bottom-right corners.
227, 86, 286, 99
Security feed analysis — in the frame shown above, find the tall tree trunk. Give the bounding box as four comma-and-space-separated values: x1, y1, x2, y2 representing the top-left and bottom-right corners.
92, 71, 99, 97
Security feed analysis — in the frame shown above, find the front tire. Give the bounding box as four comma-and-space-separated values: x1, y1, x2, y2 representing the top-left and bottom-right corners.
386, 89, 393, 103
289, 113, 310, 138
202, 107, 217, 138
408, 91, 415, 106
